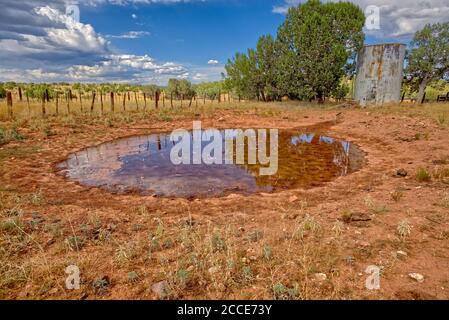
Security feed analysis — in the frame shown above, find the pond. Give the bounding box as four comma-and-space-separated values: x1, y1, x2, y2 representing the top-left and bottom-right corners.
56, 128, 364, 198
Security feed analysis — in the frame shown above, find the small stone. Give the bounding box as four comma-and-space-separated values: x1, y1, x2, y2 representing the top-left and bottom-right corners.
396, 169, 408, 177
187, 265, 195, 272
397, 251, 408, 258
208, 266, 220, 274
313, 273, 327, 282
249, 256, 257, 261
408, 273, 425, 283
289, 195, 299, 203
151, 280, 168, 297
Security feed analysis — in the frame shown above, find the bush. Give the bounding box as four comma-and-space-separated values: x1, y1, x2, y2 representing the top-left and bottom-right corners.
0, 85, 6, 99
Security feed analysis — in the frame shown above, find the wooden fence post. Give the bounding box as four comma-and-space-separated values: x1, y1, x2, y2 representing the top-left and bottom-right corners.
155, 91, 160, 109
170, 93, 173, 108
67, 92, 71, 114
143, 93, 147, 110
91, 91, 96, 113
134, 92, 139, 110
18, 87, 23, 101
123, 92, 126, 111
6, 91, 13, 118
41, 93, 46, 118
26, 93, 30, 117
79, 90, 83, 112
56, 92, 59, 115
110, 92, 115, 112
100, 92, 104, 114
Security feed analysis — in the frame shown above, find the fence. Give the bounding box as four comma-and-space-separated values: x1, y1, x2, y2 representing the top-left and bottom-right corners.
0, 90, 240, 119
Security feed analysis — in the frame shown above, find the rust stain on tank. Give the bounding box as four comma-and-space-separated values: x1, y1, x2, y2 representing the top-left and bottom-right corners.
354, 43, 406, 106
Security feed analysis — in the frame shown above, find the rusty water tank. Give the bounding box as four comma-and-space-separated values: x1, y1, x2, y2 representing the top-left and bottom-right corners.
354, 43, 406, 106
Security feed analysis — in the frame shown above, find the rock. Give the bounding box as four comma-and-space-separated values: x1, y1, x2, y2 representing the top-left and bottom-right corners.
397, 251, 408, 259
396, 169, 408, 177
249, 256, 257, 261
313, 273, 327, 282
151, 280, 168, 297
208, 266, 220, 274
289, 195, 299, 203
408, 273, 425, 283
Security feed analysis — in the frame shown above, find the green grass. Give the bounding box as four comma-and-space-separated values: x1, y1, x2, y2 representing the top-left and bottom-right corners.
416, 167, 432, 182
0, 127, 24, 145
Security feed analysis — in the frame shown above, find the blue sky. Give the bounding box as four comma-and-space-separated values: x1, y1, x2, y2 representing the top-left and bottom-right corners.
0, 0, 448, 84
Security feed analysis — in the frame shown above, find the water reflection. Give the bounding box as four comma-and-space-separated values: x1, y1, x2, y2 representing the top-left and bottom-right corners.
57, 129, 364, 198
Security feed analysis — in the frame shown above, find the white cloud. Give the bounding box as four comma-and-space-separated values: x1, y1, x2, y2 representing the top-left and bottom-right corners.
107, 31, 151, 39
207, 59, 219, 65
273, 0, 449, 39
0, 1, 217, 84
132, 13, 138, 19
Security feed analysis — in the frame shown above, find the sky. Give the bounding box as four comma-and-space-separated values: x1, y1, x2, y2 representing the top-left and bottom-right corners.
0, 0, 448, 85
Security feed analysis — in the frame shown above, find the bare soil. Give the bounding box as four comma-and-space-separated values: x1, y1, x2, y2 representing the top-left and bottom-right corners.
1, 103, 449, 300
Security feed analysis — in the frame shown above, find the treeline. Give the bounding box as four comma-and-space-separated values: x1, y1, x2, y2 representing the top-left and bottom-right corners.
224, 0, 365, 102
0, 80, 229, 104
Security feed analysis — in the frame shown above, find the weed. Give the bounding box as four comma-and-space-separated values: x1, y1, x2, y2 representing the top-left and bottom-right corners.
127, 271, 140, 283
262, 245, 273, 261
0, 127, 24, 145
391, 190, 404, 202
272, 283, 299, 300
248, 230, 264, 243
416, 167, 432, 182
397, 220, 412, 242
210, 232, 226, 252
64, 236, 84, 251
92, 277, 109, 293
332, 220, 344, 237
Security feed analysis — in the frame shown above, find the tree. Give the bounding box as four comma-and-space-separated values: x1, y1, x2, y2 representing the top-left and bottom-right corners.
276, 0, 365, 100
406, 22, 449, 104
0, 83, 6, 99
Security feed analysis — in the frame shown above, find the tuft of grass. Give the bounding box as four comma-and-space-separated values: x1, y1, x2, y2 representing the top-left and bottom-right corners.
391, 190, 404, 202
332, 220, 344, 237
397, 220, 412, 242
416, 167, 432, 182
272, 283, 299, 300
0, 127, 24, 145
64, 236, 84, 251
210, 231, 226, 252
364, 196, 388, 214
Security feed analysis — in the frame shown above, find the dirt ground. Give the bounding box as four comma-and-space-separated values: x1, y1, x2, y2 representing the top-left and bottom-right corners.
1, 102, 449, 300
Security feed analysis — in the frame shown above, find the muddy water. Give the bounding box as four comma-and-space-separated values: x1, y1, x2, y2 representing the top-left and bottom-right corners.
57, 128, 364, 198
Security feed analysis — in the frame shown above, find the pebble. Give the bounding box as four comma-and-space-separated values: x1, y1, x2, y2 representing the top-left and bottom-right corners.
397, 251, 408, 258
151, 280, 168, 297
408, 273, 425, 283
313, 273, 327, 282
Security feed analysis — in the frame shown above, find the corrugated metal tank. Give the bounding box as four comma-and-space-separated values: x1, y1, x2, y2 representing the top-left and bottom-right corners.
354, 43, 406, 106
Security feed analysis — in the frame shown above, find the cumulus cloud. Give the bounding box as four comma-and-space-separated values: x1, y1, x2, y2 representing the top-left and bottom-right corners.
0, 0, 204, 84
207, 59, 219, 65
273, 0, 449, 38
